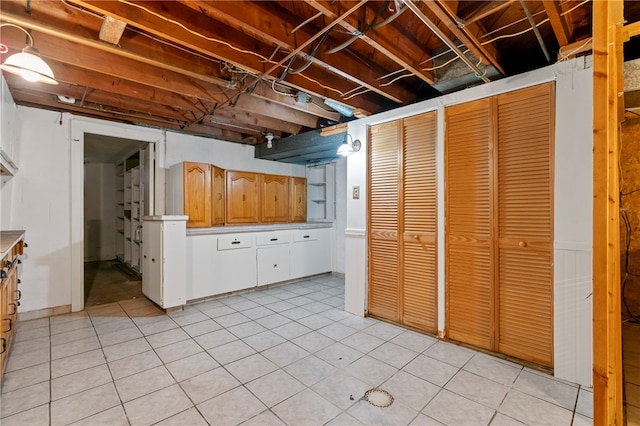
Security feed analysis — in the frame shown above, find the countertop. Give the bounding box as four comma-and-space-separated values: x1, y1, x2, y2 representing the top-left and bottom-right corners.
186, 221, 333, 236
1, 230, 26, 258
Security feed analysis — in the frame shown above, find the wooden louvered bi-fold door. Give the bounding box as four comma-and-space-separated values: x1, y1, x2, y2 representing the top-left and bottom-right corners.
402, 113, 437, 332
496, 83, 554, 366
445, 98, 494, 350
368, 121, 400, 321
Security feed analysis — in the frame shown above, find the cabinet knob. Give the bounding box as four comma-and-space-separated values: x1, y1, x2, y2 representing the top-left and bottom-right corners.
0, 271, 6, 279
151, 258, 156, 262
413, 234, 419, 240
143, 255, 147, 259
273, 264, 277, 268
217, 193, 222, 200
518, 241, 527, 248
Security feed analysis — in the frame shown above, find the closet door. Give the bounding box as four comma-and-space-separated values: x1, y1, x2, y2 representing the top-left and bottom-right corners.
402, 112, 437, 332
497, 83, 554, 366
445, 98, 494, 350
368, 121, 400, 321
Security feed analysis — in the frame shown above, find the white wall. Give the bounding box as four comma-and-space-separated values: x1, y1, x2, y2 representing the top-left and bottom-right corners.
1, 108, 73, 311
84, 162, 117, 262
1, 112, 309, 313
334, 157, 347, 274
344, 56, 594, 386
163, 131, 305, 177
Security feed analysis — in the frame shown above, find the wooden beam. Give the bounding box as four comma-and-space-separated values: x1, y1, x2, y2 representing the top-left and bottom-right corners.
543, 1, 573, 47
557, 38, 592, 60
303, 0, 436, 84
592, 1, 624, 425
178, 0, 416, 104
68, 0, 380, 115
424, 0, 505, 75
458, 0, 518, 26
250, 81, 341, 122
229, 94, 319, 129
624, 21, 640, 40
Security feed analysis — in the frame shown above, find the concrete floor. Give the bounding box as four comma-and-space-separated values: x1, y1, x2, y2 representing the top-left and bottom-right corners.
84, 260, 144, 307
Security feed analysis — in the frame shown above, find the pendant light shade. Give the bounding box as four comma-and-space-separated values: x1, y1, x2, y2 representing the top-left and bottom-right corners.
0, 24, 57, 85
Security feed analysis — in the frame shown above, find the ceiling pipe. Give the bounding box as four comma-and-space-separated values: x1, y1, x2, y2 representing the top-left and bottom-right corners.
519, 0, 551, 63
401, 0, 490, 83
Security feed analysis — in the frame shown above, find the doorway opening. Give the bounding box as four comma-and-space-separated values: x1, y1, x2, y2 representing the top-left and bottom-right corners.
83, 134, 153, 307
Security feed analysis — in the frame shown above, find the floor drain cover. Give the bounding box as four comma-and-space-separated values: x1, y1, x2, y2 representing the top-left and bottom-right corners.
363, 388, 394, 408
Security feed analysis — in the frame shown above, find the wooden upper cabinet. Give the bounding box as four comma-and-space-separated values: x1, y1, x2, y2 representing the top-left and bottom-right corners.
211, 165, 225, 225
289, 177, 307, 223
226, 171, 260, 224
261, 174, 289, 223
183, 162, 212, 228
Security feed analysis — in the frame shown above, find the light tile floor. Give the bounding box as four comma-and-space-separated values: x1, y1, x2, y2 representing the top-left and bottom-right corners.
1, 275, 593, 425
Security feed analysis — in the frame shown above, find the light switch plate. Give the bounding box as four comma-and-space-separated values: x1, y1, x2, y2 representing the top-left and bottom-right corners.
353, 186, 360, 199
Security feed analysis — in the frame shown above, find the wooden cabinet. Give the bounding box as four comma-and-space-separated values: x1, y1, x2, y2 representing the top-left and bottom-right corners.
184, 162, 212, 228
169, 162, 307, 227
289, 177, 307, 222
0, 234, 24, 380
261, 174, 289, 223
212, 165, 225, 225
445, 82, 554, 366
168, 162, 225, 228
226, 171, 260, 224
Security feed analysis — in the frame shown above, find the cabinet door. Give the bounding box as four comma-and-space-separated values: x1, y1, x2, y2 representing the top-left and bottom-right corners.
261, 174, 289, 223
184, 162, 212, 228
142, 222, 163, 305
289, 177, 307, 222
226, 171, 259, 224
257, 246, 290, 285
211, 165, 225, 225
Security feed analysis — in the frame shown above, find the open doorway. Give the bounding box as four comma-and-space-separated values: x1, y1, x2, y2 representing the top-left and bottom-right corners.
83, 134, 151, 307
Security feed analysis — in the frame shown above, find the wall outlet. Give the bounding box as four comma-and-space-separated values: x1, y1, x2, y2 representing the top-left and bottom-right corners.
353, 186, 360, 199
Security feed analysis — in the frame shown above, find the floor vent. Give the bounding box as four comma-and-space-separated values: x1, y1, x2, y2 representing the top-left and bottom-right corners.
363, 388, 394, 408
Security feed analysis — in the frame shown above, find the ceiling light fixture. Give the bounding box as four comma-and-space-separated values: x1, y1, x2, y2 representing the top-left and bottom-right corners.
336, 133, 361, 156
265, 132, 274, 149
0, 23, 57, 85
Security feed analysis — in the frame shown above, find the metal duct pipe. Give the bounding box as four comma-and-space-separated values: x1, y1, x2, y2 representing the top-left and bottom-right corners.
401, 0, 490, 83
520, 0, 551, 63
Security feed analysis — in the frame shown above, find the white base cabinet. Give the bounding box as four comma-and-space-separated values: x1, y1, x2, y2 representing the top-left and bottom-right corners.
186, 226, 332, 300
142, 216, 188, 309
290, 229, 331, 278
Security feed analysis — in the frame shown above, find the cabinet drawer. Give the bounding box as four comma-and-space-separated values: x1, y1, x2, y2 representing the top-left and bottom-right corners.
217, 236, 253, 250
256, 231, 290, 246
292, 229, 319, 242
